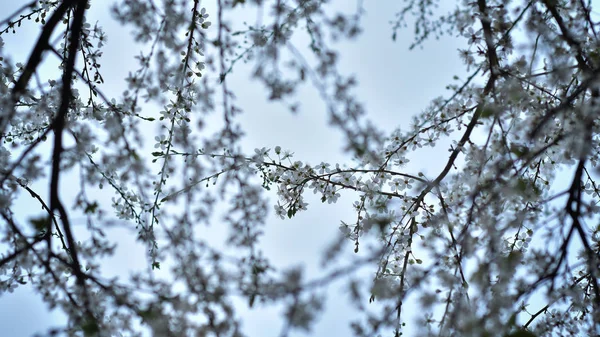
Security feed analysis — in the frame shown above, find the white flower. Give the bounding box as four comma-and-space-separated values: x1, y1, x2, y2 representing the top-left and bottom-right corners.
338, 172, 356, 186
200, 8, 209, 18
274, 203, 286, 219
312, 181, 326, 194
389, 178, 402, 192
154, 135, 167, 150
317, 162, 330, 174
252, 147, 270, 164
327, 189, 340, 204
339, 222, 351, 236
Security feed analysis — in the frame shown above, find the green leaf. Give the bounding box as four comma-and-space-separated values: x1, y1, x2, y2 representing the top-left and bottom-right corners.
138, 307, 158, 322
152, 261, 160, 270
510, 144, 529, 158
81, 319, 100, 336
506, 311, 518, 328
84, 202, 99, 214
131, 151, 140, 161
516, 178, 527, 191
590, 48, 600, 65
29, 216, 50, 233
516, 178, 540, 195
480, 107, 495, 119
287, 207, 297, 219
505, 329, 537, 337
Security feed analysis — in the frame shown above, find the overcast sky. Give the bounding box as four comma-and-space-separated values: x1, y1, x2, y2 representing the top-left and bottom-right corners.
0, 1, 467, 336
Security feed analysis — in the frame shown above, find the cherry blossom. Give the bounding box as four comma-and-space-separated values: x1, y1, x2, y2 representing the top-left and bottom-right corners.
2, 0, 600, 336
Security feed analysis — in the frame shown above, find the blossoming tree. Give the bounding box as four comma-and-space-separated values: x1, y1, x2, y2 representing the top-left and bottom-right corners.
1, 0, 600, 336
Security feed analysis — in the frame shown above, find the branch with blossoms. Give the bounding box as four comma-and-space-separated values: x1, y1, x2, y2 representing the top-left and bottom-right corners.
158, 145, 432, 213
4, 0, 600, 336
